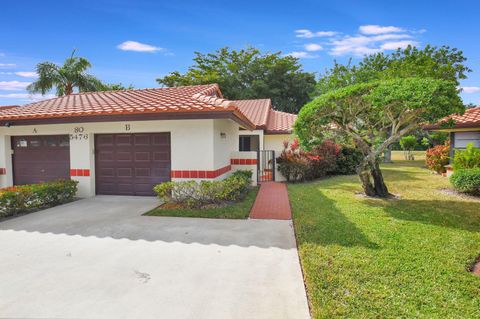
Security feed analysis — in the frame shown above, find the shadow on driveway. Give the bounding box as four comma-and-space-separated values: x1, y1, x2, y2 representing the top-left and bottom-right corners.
0, 195, 297, 249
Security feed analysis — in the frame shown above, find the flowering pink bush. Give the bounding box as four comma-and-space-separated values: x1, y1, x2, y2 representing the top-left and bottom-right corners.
277, 139, 341, 182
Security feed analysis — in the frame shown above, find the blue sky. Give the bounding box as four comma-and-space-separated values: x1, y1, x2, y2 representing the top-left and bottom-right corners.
1, 0, 479, 106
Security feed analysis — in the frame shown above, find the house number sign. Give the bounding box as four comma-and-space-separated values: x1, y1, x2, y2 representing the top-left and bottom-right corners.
70, 127, 88, 140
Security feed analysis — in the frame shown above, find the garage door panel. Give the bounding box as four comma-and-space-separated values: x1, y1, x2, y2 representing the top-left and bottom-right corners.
98, 151, 114, 162
134, 134, 150, 145
117, 151, 133, 161
153, 151, 170, 161
153, 134, 170, 145
96, 135, 114, 146
12, 135, 70, 185
117, 168, 133, 177
95, 133, 171, 196
134, 152, 150, 161
135, 168, 151, 177
115, 135, 132, 145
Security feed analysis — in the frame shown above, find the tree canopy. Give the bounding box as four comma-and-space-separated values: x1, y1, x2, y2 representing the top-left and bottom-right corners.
156, 47, 316, 113
314, 45, 471, 96
296, 45, 469, 197
296, 77, 463, 197
27, 50, 106, 96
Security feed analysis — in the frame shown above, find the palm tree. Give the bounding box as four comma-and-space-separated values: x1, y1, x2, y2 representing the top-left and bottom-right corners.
27, 50, 104, 96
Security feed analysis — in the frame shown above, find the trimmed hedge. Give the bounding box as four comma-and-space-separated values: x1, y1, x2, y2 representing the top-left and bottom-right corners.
450, 168, 480, 195
0, 180, 78, 217
153, 170, 252, 209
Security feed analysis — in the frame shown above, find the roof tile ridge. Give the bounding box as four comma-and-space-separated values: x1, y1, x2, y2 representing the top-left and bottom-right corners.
191, 84, 235, 108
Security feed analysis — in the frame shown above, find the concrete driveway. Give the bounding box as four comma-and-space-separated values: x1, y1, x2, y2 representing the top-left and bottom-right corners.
0, 196, 310, 319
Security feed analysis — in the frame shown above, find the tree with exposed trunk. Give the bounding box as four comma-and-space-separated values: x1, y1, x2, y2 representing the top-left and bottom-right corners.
27, 50, 117, 97
295, 78, 463, 197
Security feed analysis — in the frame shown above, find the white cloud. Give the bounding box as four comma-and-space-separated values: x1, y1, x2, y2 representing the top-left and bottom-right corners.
0, 71, 38, 78
294, 25, 422, 57
380, 40, 419, 50
359, 25, 404, 35
0, 81, 31, 91
461, 86, 480, 94
117, 41, 163, 52
15, 71, 37, 78
0, 93, 55, 101
370, 33, 412, 41
286, 51, 319, 59
0, 63, 16, 69
304, 43, 323, 52
295, 29, 338, 38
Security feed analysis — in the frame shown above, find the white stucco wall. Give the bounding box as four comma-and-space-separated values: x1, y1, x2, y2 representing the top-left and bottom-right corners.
0, 118, 243, 197
264, 134, 294, 182
213, 119, 239, 170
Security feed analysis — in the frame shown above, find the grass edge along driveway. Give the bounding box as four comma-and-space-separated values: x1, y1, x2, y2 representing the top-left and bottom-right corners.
289, 161, 480, 318
144, 187, 258, 219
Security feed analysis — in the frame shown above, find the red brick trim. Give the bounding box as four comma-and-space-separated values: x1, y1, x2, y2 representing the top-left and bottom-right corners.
171, 165, 231, 179
231, 158, 257, 165
70, 169, 90, 177
0, 168, 6, 175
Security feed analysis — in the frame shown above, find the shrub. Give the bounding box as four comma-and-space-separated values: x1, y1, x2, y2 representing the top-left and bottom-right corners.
276, 139, 310, 182
452, 143, 480, 170
335, 147, 364, 175
0, 180, 78, 217
153, 170, 252, 209
450, 168, 480, 195
426, 142, 450, 174
277, 139, 342, 182
306, 140, 341, 179
400, 135, 418, 160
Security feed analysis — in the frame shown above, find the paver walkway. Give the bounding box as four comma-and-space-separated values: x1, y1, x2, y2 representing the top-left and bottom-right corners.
250, 182, 292, 220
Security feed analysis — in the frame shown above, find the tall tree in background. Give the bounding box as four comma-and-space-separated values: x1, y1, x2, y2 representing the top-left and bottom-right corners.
156, 47, 316, 113
27, 50, 118, 96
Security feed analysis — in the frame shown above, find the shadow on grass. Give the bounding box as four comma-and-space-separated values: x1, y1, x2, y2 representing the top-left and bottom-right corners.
364, 198, 480, 233
292, 187, 379, 249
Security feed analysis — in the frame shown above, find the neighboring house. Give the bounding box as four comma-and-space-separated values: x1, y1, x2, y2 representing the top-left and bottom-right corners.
0, 84, 295, 197
424, 105, 480, 163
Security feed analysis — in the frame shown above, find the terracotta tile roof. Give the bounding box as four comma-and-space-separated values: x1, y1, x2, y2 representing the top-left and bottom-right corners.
0, 105, 19, 111
234, 99, 271, 128
233, 99, 296, 134
0, 85, 298, 133
265, 109, 297, 134
425, 106, 480, 130
0, 84, 254, 128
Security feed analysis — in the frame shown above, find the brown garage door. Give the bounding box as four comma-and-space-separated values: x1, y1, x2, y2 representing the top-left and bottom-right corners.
12, 135, 70, 185
95, 133, 171, 196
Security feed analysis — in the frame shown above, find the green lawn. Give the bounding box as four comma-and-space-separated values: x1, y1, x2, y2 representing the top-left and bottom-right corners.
391, 150, 426, 161
289, 161, 480, 318
144, 187, 258, 219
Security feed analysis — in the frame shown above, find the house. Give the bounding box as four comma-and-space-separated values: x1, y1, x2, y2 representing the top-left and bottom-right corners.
424, 106, 480, 174
0, 84, 296, 197
425, 106, 480, 152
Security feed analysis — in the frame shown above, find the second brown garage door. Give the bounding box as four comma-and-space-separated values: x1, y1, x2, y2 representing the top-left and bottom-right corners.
95, 133, 171, 196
